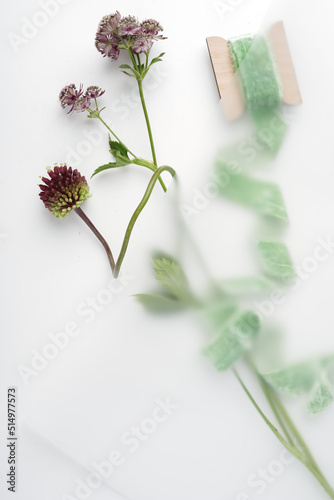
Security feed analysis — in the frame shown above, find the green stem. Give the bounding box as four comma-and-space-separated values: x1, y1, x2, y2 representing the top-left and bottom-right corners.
120, 48, 166, 192
145, 51, 150, 70
134, 158, 167, 193
267, 381, 325, 476
125, 44, 138, 71
135, 53, 141, 68
94, 113, 136, 158
91, 112, 166, 191
247, 357, 325, 477
131, 158, 161, 174
131, 158, 166, 179
137, 79, 167, 192
255, 370, 295, 446
137, 79, 157, 165
114, 166, 175, 277
233, 368, 334, 499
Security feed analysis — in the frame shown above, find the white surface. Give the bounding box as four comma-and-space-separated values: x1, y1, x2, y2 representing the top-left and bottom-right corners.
1, 0, 334, 499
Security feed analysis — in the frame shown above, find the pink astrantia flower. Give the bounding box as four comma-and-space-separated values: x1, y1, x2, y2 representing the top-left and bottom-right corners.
86, 86, 105, 99
59, 84, 84, 114
131, 36, 154, 54
95, 12, 123, 60
95, 12, 167, 60
73, 95, 92, 113
118, 15, 141, 36
95, 33, 121, 60
140, 19, 165, 38
97, 12, 122, 36
59, 84, 105, 113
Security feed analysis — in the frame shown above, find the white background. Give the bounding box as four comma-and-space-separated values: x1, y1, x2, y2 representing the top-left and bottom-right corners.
1, 0, 334, 499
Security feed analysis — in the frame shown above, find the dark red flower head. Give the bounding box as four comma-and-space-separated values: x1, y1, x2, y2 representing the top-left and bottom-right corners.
39, 165, 91, 218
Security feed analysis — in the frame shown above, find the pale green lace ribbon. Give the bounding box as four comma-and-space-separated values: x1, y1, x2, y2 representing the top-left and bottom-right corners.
228, 35, 286, 153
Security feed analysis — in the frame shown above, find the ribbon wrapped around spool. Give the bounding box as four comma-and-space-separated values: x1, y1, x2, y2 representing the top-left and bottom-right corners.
207, 22, 302, 154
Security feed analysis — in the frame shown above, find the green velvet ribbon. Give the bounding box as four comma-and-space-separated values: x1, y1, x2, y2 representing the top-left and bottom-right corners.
228, 35, 287, 153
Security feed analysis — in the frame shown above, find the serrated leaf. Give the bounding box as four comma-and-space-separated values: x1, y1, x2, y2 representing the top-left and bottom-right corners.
91, 161, 126, 177
258, 241, 295, 280
153, 258, 193, 303
135, 294, 184, 314
204, 310, 261, 371
108, 138, 129, 157
216, 162, 288, 222
307, 377, 334, 414
262, 356, 334, 396
262, 356, 334, 413
263, 363, 316, 395
219, 275, 275, 296
107, 138, 131, 167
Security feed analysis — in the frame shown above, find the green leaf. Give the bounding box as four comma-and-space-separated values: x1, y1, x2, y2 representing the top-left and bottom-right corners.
307, 377, 334, 414
262, 356, 334, 403
204, 310, 261, 371
150, 57, 163, 64
108, 138, 129, 157
149, 52, 165, 66
114, 152, 132, 166
216, 162, 288, 222
107, 138, 131, 167
119, 64, 140, 78
135, 294, 184, 314
152, 258, 193, 303
87, 108, 101, 119
258, 241, 295, 280
152, 250, 177, 261
262, 362, 316, 395
91, 161, 126, 177
142, 67, 152, 79
219, 275, 275, 296
131, 68, 141, 79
